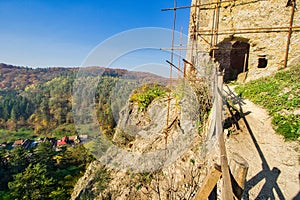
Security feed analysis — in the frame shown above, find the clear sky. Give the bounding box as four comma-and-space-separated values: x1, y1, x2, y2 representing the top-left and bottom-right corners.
0, 0, 191, 68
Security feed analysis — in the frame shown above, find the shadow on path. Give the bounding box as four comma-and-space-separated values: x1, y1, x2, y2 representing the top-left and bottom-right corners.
224, 86, 285, 200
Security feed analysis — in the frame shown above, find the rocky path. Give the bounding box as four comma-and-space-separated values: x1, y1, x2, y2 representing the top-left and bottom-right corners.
225, 86, 300, 200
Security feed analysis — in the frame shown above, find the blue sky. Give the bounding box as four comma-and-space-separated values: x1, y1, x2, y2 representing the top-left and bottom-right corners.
0, 0, 191, 68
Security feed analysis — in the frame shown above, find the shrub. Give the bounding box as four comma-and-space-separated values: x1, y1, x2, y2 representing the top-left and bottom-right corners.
130, 84, 168, 109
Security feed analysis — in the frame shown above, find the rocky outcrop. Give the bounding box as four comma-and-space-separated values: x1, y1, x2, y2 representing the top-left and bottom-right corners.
71, 82, 212, 199
71, 161, 103, 200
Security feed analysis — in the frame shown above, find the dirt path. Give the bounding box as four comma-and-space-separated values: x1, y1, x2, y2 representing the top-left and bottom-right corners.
225, 86, 300, 200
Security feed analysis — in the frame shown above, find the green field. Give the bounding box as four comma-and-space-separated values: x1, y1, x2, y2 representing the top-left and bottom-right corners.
0, 128, 35, 144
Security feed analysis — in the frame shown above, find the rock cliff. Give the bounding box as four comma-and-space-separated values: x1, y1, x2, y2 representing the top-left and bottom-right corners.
71, 81, 212, 199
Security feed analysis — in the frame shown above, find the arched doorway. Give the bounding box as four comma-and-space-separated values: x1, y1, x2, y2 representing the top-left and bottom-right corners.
210, 38, 250, 82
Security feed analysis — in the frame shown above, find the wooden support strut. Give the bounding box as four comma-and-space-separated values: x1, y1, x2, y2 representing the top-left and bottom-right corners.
194, 164, 222, 200
196, 26, 300, 34
164, 0, 177, 156
195, 155, 248, 200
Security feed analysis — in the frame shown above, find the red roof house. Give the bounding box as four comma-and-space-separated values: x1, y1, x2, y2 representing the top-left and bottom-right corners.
56, 136, 69, 146
13, 140, 23, 147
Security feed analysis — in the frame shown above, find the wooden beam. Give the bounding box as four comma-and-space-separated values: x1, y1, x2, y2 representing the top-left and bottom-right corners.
217, 73, 234, 200
194, 164, 222, 200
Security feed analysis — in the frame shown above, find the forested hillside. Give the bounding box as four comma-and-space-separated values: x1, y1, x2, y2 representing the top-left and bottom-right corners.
0, 63, 168, 199
0, 63, 164, 142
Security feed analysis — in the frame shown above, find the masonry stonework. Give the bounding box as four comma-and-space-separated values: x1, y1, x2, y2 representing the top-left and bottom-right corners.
186, 0, 299, 81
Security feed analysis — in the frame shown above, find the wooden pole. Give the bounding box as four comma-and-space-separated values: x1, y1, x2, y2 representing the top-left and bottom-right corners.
183, 61, 187, 78
243, 53, 248, 73
178, 26, 183, 78
164, 0, 177, 156
196, 26, 300, 34
217, 72, 234, 200
284, 0, 296, 68
211, 0, 221, 60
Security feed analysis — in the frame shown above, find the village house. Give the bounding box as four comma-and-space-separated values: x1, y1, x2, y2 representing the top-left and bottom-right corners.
79, 135, 88, 143
12, 139, 23, 147
43, 137, 56, 146
56, 136, 69, 146
8, 135, 85, 150
12, 139, 32, 149
68, 135, 81, 144
0, 142, 7, 148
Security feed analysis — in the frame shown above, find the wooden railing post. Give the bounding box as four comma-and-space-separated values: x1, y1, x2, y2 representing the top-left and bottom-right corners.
217, 72, 234, 200
229, 153, 249, 199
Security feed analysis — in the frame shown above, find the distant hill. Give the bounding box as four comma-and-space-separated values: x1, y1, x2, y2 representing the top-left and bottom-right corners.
0, 63, 76, 91
0, 63, 169, 91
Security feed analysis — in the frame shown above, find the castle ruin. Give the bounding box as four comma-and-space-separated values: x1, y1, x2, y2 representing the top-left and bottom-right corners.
186, 0, 299, 82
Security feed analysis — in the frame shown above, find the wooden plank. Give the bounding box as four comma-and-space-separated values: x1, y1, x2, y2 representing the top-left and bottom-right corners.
194, 164, 222, 200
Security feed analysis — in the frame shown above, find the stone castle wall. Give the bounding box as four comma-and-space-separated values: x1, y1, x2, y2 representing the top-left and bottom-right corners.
186, 0, 300, 81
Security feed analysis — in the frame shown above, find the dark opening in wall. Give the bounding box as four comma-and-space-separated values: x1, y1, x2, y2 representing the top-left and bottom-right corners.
210, 37, 250, 82
257, 55, 268, 68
